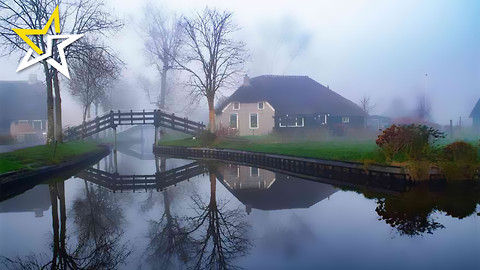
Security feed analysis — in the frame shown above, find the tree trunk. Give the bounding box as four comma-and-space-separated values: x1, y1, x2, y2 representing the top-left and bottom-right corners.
209, 172, 216, 205
49, 184, 59, 269
160, 67, 167, 110
208, 97, 215, 134
53, 71, 63, 143
43, 63, 54, 144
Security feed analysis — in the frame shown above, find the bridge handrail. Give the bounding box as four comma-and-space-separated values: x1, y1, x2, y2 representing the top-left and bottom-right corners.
64, 109, 205, 141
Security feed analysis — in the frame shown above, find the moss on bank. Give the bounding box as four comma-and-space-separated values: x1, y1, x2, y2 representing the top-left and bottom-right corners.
0, 141, 103, 174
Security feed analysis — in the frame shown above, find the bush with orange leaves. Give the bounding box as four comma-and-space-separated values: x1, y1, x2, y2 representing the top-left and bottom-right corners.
376, 124, 445, 162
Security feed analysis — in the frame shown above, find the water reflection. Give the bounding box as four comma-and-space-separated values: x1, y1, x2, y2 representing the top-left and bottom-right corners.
218, 164, 338, 214
371, 183, 480, 236
185, 167, 251, 269
1, 177, 131, 269
1, 146, 480, 269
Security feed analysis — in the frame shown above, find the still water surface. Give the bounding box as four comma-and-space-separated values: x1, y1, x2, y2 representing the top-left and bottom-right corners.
1, 145, 479, 270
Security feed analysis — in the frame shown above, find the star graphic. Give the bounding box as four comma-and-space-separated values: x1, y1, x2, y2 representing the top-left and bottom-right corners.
12, 5, 83, 79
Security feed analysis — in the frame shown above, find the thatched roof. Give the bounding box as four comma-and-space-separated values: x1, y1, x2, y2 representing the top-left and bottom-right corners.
216, 75, 364, 116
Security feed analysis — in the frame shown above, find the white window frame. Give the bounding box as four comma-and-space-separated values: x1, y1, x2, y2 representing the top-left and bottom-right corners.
229, 113, 238, 129
250, 167, 259, 177
342, 117, 350, 123
249, 113, 259, 129
279, 116, 305, 128
232, 102, 240, 110
258, 102, 264, 110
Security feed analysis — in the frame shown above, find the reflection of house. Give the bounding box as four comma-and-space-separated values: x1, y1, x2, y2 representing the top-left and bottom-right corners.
215, 75, 365, 136
471, 98, 480, 131
218, 165, 337, 214
0, 77, 47, 142
222, 164, 276, 190
0, 185, 51, 217
367, 115, 392, 130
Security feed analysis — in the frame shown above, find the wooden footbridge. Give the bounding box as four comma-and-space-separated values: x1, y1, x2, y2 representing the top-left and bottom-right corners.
64, 110, 205, 141
77, 161, 207, 192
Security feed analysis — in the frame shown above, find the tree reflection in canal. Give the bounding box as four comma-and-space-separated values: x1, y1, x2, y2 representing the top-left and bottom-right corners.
71, 180, 131, 269
185, 166, 251, 270
144, 189, 195, 269
372, 182, 480, 236
1, 178, 131, 270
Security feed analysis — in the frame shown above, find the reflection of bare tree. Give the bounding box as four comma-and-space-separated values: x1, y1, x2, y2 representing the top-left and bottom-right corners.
185, 170, 251, 270
144, 189, 195, 269
2, 180, 131, 269
71, 181, 131, 269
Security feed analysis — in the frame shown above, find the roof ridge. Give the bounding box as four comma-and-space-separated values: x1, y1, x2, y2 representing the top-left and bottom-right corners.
258, 75, 309, 79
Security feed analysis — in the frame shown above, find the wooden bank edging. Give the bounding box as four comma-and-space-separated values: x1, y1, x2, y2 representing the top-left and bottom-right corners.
0, 145, 110, 187
153, 145, 419, 192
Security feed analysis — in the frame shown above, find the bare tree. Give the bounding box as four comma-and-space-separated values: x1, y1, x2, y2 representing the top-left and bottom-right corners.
141, 3, 183, 110
68, 42, 120, 125
360, 95, 376, 116
415, 94, 431, 121
173, 8, 246, 134
0, 0, 122, 143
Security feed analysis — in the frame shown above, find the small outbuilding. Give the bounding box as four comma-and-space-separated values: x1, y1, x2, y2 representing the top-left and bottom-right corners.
470, 98, 480, 131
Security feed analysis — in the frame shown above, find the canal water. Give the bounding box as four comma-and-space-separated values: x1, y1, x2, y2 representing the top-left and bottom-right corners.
1, 144, 479, 269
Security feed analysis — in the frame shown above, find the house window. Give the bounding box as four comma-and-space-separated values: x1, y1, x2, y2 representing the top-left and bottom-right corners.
250, 167, 259, 177
249, 113, 258, 129
227, 164, 239, 177
259, 181, 266, 189
232, 102, 240, 110
229, 114, 238, 129
279, 116, 304, 127
258, 102, 264, 110
342, 117, 350, 123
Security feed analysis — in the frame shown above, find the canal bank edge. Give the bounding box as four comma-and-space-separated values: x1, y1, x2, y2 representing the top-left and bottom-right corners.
153, 145, 479, 183
0, 145, 111, 195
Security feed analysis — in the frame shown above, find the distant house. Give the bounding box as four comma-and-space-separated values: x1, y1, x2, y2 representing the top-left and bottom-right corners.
471, 98, 480, 131
0, 78, 47, 142
367, 115, 392, 130
215, 75, 365, 136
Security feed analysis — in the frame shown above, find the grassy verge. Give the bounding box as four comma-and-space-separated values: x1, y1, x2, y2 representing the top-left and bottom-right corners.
159, 136, 384, 163
0, 140, 103, 174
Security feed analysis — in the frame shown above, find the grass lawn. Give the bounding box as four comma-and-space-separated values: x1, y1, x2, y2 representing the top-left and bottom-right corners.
159, 136, 384, 163
0, 140, 103, 174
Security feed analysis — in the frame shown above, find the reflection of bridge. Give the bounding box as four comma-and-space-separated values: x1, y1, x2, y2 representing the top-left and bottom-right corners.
65, 110, 205, 141
77, 162, 207, 192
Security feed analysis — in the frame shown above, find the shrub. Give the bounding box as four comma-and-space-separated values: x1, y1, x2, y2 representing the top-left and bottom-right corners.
439, 141, 479, 181
376, 124, 445, 162
0, 134, 14, 145
198, 131, 216, 145
216, 126, 239, 138
442, 141, 478, 163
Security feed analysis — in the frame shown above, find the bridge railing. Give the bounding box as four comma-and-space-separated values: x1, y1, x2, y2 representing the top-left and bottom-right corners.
64, 109, 206, 141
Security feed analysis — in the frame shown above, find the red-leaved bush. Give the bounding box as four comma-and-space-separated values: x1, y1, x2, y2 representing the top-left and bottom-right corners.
376, 124, 445, 162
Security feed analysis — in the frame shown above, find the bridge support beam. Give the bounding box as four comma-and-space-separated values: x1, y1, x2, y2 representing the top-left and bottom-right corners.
154, 126, 158, 144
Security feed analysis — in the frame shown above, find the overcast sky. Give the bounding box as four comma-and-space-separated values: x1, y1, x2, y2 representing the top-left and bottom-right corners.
1, 0, 479, 126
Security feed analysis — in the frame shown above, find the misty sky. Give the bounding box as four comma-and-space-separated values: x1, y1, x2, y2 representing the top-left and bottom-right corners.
1, 0, 479, 126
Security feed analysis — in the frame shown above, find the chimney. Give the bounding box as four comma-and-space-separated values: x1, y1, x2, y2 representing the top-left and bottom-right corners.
28, 74, 37, 84
243, 74, 250, 86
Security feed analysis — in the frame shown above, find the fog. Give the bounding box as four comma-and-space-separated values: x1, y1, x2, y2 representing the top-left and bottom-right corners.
1, 0, 479, 126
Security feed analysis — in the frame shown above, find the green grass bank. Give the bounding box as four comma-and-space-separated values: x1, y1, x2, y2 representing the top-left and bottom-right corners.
0, 140, 104, 174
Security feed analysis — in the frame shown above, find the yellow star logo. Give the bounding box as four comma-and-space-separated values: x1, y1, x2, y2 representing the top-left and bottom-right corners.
12, 6, 61, 55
